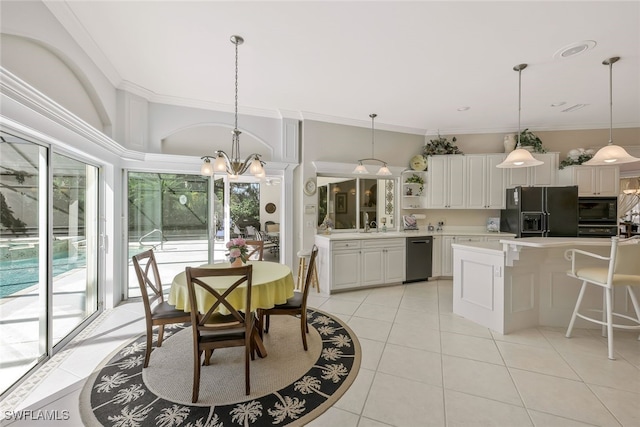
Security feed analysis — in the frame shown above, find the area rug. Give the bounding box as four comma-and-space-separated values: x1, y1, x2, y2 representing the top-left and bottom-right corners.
79, 308, 360, 426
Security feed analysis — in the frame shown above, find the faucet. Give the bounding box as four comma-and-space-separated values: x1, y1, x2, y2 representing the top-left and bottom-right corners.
363, 212, 370, 233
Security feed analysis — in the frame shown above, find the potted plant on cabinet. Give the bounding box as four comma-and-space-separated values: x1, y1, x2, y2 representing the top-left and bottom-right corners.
517, 128, 546, 153
422, 133, 463, 156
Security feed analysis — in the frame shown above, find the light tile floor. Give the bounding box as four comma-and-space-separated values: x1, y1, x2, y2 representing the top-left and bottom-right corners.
2, 279, 639, 426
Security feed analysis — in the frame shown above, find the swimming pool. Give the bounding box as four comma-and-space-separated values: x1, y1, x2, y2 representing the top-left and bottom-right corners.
0, 254, 87, 298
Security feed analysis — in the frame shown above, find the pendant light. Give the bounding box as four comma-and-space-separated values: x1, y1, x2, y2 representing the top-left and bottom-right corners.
584, 57, 639, 165
200, 35, 265, 179
353, 113, 392, 176
496, 64, 544, 168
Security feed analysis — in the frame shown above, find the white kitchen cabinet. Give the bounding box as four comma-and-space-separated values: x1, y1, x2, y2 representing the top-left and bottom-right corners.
427, 155, 466, 208
466, 154, 506, 209
558, 165, 619, 196
401, 171, 427, 209
506, 152, 558, 188
441, 235, 456, 276
440, 235, 487, 277
331, 241, 361, 290
321, 237, 405, 291
361, 239, 405, 286
431, 236, 442, 277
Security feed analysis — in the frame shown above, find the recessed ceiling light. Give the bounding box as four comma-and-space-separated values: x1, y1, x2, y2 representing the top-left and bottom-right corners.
553, 40, 596, 59
551, 102, 567, 107
561, 104, 588, 113
457, 106, 471, 111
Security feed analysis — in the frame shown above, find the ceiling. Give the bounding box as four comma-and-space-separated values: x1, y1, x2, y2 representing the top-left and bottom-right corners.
46, 1, 640, 136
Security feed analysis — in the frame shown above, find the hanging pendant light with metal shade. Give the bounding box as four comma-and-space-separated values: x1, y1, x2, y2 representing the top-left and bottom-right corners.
584, 57, 639, 165
353, 114, 393, 176
496, 64, 544, 169
200, 35, 265, 178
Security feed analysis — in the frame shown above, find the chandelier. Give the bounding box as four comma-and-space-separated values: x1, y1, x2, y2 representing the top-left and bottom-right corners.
200, 35, 265, 179
353, 113, 392, 176
584, 57, 639, 165
496, 64, 544, 169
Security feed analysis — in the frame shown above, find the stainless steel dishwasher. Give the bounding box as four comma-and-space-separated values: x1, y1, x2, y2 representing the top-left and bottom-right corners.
404, 236, 433, 283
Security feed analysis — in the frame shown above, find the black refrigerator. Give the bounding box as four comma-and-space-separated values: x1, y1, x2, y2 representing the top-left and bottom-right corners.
500, 186, 579, 238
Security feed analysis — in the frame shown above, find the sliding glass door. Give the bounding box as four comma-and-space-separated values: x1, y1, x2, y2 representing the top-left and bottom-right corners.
127, 172, 209, 297
51, 153, 99, 344
0, 132, 100, 396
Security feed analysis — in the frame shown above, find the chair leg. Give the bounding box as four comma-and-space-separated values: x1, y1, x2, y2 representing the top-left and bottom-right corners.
566, 281, 588, 338
144, 324, 153, 368
192, 349, 202, 403
300, 310, 308, 351
605, 287, 615, 360
265, 314, 270, 333
626, 286, 640, 341
245, 337, 251, 395
157, 325, 165, 347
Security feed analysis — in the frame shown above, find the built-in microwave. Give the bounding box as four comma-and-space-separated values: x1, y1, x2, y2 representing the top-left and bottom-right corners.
578, 197, 617, 224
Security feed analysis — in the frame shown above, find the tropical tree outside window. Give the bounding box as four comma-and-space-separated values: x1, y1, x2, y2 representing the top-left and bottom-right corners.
224, 182, 260, 230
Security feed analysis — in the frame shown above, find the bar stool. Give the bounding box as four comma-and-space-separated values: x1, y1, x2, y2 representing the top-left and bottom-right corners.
297, 248, 319, 292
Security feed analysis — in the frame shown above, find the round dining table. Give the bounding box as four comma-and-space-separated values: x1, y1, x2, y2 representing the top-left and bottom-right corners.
168, 261, 294, 315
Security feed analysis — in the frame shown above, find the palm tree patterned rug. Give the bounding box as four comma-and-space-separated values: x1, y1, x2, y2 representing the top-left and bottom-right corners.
79, 308, 360, 426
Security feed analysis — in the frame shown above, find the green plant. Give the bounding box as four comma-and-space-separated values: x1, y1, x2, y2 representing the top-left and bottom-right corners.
517, 128, 546, 153
405, 173, 424, 194
423, 133, 463, 156
559, 148, 595, 169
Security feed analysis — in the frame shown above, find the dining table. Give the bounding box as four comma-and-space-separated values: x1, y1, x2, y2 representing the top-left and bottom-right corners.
168, 260, 295, 357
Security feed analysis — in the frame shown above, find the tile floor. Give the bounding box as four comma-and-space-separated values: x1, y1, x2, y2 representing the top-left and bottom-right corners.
1, 279, 639, 426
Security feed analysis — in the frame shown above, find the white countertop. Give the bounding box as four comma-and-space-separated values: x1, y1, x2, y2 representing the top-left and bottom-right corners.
497, 237, 614, 248
315, 227, 516, 241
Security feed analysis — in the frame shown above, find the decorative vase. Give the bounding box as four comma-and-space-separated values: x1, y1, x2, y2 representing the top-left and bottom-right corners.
503, 134, 517, 153
230, 258, 243, 267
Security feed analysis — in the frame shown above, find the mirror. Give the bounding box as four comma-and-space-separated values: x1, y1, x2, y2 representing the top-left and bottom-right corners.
317, 176, 396, 231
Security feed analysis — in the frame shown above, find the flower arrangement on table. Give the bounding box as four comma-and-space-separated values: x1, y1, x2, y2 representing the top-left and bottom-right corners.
226, 237, 249, 264
559, 148, 595, 169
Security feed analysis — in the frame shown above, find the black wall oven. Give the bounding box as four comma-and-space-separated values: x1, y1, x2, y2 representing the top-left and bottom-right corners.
578, 197, 618, 237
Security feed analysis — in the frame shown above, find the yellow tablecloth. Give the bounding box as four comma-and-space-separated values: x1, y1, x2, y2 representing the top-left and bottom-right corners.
168, 261, 294, 314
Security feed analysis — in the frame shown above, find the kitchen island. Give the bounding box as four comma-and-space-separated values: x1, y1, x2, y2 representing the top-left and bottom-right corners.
452, 237, 637, 334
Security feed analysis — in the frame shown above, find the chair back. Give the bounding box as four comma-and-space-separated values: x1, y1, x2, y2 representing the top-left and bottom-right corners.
245, 225, 257, 238
132, 249, 165, 319
245, 240, 264, 261
614, 236, 640, 277
300, 245, 319, 307
185, 265, 253, 334
266, 223, 280, 233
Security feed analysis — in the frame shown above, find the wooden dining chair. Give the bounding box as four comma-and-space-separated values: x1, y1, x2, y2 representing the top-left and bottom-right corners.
185, 265, 255, 402
258, 245, 318, 351
132, 249, 191, 368
245, 240, 264, 261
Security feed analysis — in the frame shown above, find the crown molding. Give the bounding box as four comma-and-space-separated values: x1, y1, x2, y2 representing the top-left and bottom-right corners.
301, 111, 427, 136
1, 66, 129, 157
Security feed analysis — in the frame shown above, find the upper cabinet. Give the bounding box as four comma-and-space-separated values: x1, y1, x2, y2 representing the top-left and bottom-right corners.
466, 154, 506, 209
427, 155, 466, 209
558, 165, 619, 196
506, 152, 559, 188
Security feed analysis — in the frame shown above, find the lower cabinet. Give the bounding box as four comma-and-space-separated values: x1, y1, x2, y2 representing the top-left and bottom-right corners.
320, 237, 406, 292
331, 241, 362, 290
434, 235, 491, 278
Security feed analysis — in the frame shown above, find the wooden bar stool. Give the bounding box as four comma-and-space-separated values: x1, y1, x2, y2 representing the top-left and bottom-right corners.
297, 249, 319, 292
